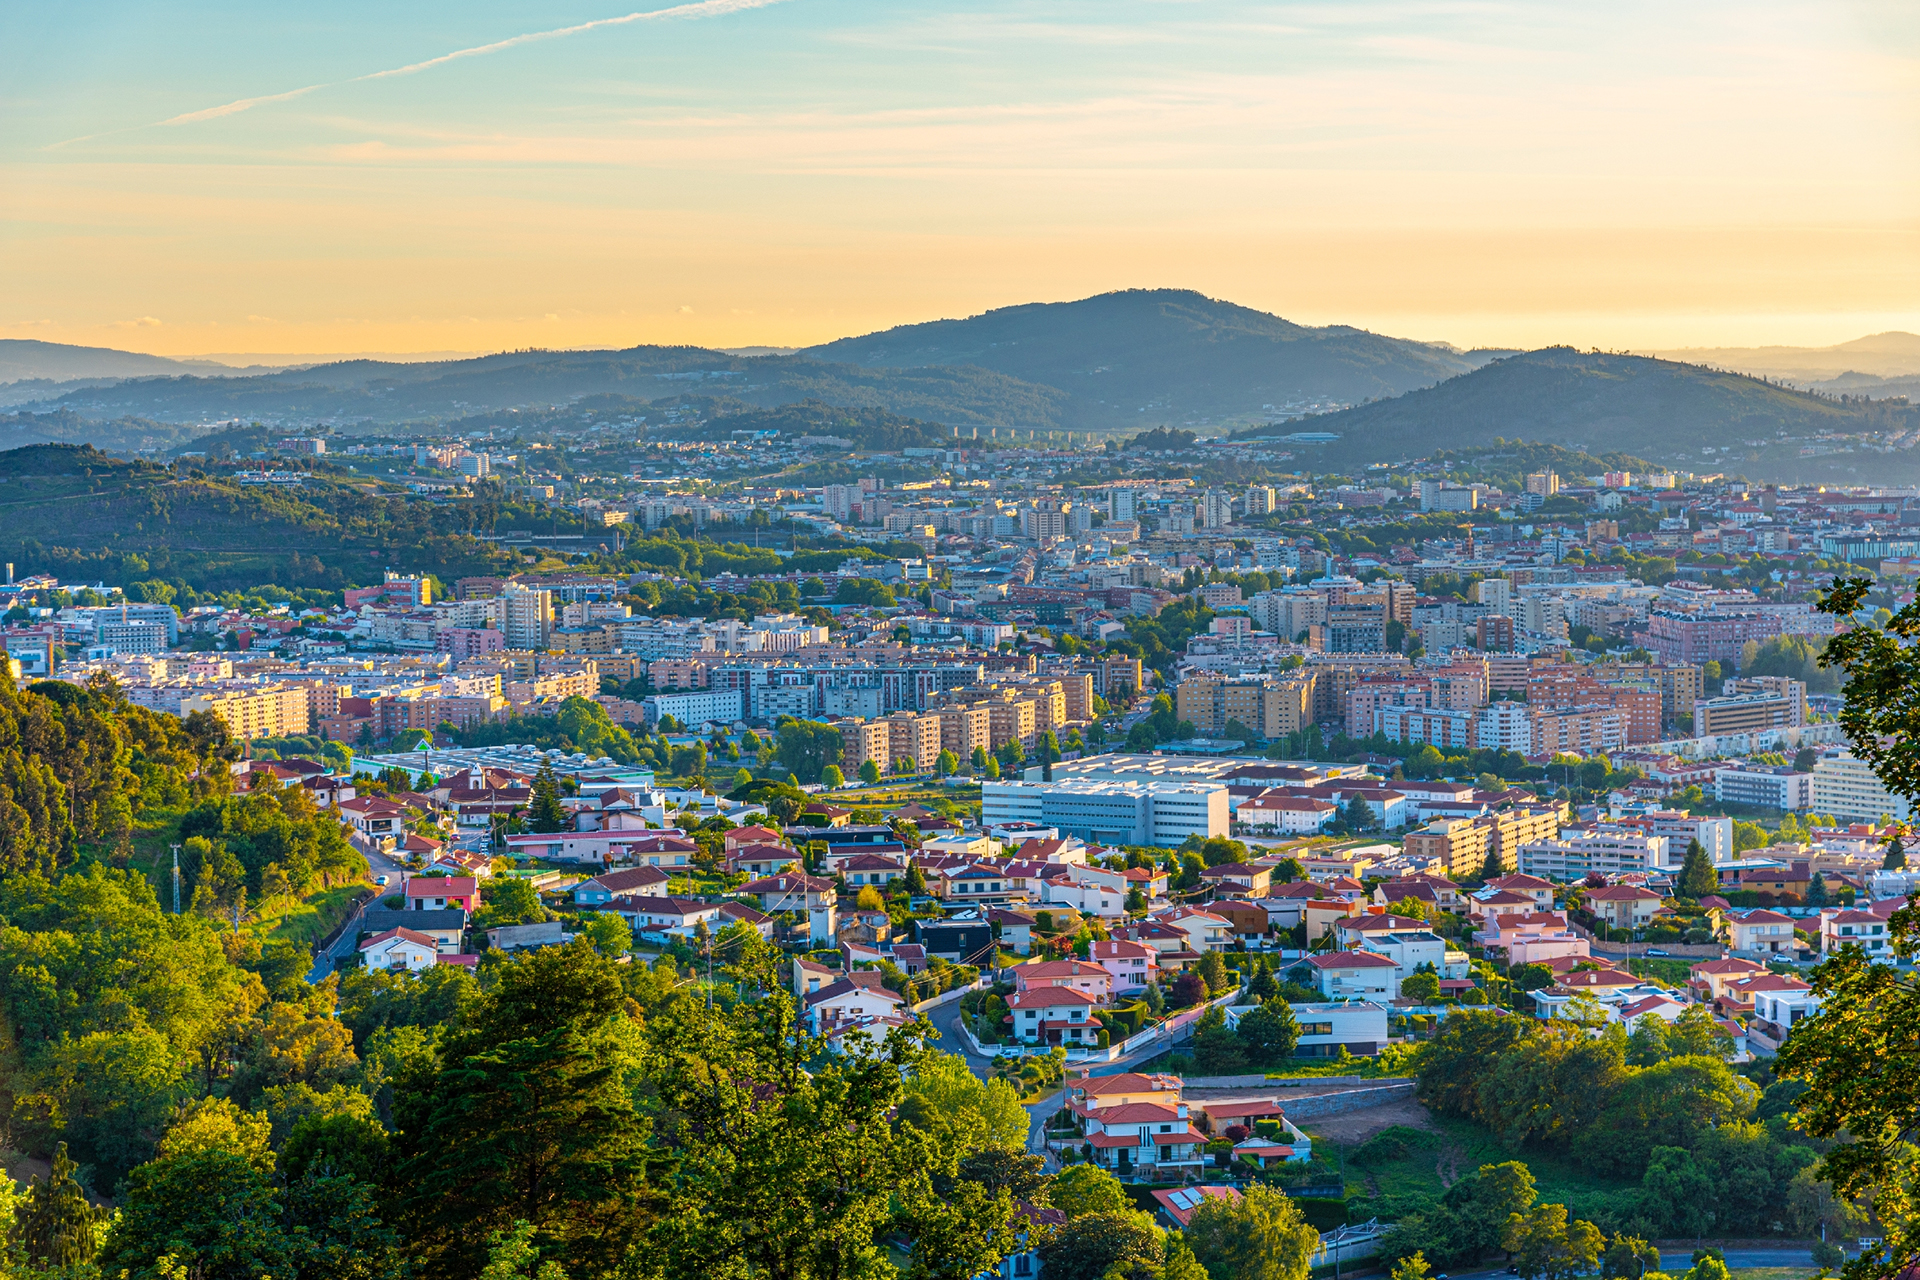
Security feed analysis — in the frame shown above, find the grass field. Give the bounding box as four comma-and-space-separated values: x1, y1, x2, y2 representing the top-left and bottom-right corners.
259, 883, 368, 948
1629, 958, 1697, 987
1319, 1112, 1637, 1214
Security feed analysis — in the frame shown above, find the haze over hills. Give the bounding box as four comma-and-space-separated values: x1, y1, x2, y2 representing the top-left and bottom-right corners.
5, 290, 1497, 434
1238, 348, 1920, 483
6, 297, 1919, 483
804, 289, 1495, 427
1643, 331, 1920, 382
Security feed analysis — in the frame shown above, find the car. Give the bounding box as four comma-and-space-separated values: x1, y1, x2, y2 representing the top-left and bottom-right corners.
375, 874, 390, 886
1645, 948, 1670, 956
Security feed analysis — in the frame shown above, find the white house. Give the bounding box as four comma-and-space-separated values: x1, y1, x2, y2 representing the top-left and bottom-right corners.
359, 926, 441, 972
1303, 951, 1400, 1001
1744, 973, 1822, 1054
1235, 794, 1337, 834
1006, 986, 1099, 1045
1818, 907, 1894, 957
803, 971, 908, 1031
628, 896, 727, 942
1724, 908, 1799, 956
1153, 906, 1234, 953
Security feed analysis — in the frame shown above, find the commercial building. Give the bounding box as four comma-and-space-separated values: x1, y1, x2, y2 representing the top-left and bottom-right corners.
982, 778, 1230, 846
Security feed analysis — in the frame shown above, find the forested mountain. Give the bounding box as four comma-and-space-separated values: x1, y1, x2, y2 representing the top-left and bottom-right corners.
807, 288, 1492, 428
1242, 348, 1920, 480
0, 444, 521, 595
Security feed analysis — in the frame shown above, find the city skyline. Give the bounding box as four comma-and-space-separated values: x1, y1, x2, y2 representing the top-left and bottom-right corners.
4, 0, 1916, 358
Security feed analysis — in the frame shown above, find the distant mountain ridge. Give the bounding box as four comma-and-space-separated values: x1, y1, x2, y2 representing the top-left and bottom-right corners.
804, 288, 1494, 428
10, 290, 1494, 432
1239, 348, 1920, 482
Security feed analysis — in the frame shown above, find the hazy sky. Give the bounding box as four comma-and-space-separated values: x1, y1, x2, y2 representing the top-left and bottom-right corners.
3, 0, 1916, 358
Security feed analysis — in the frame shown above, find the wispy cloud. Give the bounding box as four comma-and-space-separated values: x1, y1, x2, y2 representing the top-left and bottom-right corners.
156, 0, 790, 128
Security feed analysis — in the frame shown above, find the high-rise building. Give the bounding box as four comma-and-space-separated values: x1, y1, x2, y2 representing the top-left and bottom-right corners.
1201, 490, 1234, 529
498, 582, 553, 651
1112, 489, 1137, 521
1525, 471, 1560, 497
1245, 485, 1275, 516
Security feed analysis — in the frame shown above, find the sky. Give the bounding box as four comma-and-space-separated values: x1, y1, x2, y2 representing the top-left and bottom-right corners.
2, 0, 1917, 360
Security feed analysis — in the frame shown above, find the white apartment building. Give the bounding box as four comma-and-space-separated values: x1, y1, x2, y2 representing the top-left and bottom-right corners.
1812, 751, 1911, 822
981, 778, 1229, 846
642, 688, 746, 727
1473, 701, 1533, 754
1518, 827, 1667, 881
497, 582, 552, 651
1714, 764, 1813, 813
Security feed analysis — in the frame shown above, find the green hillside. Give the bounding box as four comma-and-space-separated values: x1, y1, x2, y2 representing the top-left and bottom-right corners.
0, 444, 521, 596
1242, 348, 1920, 479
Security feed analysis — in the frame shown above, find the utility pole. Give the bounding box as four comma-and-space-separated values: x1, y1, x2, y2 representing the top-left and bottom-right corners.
171, 843, 181, 914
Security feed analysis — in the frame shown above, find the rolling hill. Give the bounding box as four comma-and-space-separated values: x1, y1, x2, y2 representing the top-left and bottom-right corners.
24, 346, 1070, 432
1240, 348, 1920, 481
0, 444, 520, 595
805, 288, 1492, 428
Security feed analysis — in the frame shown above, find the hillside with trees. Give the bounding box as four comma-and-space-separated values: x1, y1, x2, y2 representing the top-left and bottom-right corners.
0, 444, 522, 596
806, 288, 1490, 427
1240, 348, 1920, 479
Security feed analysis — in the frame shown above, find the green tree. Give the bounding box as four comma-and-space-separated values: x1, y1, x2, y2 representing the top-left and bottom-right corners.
644, 944, 1020, 1280
1601, 1235, 1661, 1280
1235, 1000, 1299, 1067
860, 759, 882, 785
1884, 832, 1908, 871
1503, 1203, 1605, 1280
102, 1141, 299, 1280
906, 860, 929, 895
14, 1142, 104, 1270
971, 746, 989, 772
1196, 950, 1230, 997
1039, 1212, 1163, 1280
936, 749, 959, 777
576, 912, 631, 957
478, 1220, 569, 1280
822, 764, 845, 788
1192, 1004, 1246, 1074
1677, 839, 1717, 898
955, 1148, 1051, 1202
528, 763, 568, 834
896, 1054, 1030, 1154
1249, 959, 1280, 1002
474, 877, 546, 929
1402, 970, 1442, 1003
1391, 1253, 1433, 1280
1185, 1183, 1318, 1280
1048, 1165, 1134, 1219
392, 941, 653, 1279
775, 718, 846, 785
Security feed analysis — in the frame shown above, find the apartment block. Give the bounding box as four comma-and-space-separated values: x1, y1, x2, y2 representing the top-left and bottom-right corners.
181, 684, 311, 741
885, 711, 943, 772
936, 704, 992, 758
839, 718, 894, 775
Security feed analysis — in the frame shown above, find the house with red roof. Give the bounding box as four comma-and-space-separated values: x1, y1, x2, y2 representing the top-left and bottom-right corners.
1083, 1102, 1208, 1176
1150, 1185, 1239, 1227
1723, 908, 1799, 956
405, 875, 479, 914
1582, 885, 1666, 929
1012, 959, 1114, 1003
1304, 950, 1400, 1001
1817, 907, 1894, 957
1005, 986, 1099, 1046
1089, 939, 1159, 994
1686, 957, 1768, 1008
359, 926, 442, 972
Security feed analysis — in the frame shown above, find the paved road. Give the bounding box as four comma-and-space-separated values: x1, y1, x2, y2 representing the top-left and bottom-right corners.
1445, 1245, 1823, 1280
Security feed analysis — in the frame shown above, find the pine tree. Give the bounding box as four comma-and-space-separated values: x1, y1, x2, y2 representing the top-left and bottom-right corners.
529, 763, 567, 834
1249, 957, 1279, 1002
1805, 871, 1829, 907
18, 1143, 103, 1270
1677, 838, 1717, 898
1885, 832, 1908, 871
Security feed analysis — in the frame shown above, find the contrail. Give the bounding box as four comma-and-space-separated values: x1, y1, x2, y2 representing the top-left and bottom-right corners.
154, 0, 789, 128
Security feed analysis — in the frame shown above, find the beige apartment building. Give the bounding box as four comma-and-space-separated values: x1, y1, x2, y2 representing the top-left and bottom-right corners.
181, 684, 311, 741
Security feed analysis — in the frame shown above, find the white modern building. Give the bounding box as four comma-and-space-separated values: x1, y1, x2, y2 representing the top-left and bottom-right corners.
1812, 751, 1912, 823
642, 687, 746, 726
1519, 828, 1668, 881
981, 778, 1229, 846
1224, 1001, 1390, 1057
1714, 764, 1814, 812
